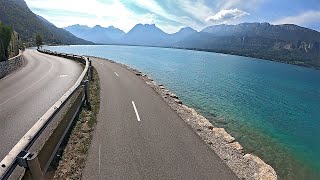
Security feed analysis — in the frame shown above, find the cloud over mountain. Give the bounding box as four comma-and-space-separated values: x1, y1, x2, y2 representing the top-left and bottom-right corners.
206, 9, 249, 23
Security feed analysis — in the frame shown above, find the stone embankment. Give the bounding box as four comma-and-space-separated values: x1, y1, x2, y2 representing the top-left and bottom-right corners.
90, 56, 277, 180
0, 50, 24, 79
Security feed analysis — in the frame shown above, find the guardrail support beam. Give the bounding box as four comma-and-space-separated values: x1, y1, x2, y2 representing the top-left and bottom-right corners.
17, 151, 43, 180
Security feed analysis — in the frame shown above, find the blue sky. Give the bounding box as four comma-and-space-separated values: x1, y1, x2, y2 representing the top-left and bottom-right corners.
25, 0, 320, 33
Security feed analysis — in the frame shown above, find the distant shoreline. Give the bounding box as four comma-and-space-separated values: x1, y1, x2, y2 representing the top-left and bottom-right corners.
54, 43, 320, 70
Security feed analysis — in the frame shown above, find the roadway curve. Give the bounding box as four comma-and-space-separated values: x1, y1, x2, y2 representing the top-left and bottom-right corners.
0, 49, 82, 160
83, 58, 238, 179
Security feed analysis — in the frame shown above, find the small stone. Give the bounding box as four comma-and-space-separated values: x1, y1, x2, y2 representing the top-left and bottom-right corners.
174, 99, 182, 104
228, 142, 243, 151
207, 125, 214, 130
212, 128, 235, 143
168, 92, 178, 99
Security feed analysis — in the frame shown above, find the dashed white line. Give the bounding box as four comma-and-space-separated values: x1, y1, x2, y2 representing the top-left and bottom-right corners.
114, 72, 119, 77
98, 144, 101, 175
132, 101, 141, 122
59, 74, 68, 78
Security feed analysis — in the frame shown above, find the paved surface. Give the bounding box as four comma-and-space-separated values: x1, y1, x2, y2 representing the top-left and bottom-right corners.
83, 57, 238, 180
0, 49, 82, 160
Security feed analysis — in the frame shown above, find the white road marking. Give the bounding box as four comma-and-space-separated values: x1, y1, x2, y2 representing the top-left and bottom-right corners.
114, 72, 119, 77
0, 59, 54, 108
132, 101, 141, 122
59, 74, 68, 78
98, 144, 101, 175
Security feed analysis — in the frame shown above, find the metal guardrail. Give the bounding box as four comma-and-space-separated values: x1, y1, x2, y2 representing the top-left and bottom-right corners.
0, 49, 93, 179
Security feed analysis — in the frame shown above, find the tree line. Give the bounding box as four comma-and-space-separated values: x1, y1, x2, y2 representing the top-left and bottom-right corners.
0, 22, 43, 62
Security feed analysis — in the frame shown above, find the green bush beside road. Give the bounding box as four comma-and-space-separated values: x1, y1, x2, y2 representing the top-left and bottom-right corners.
0, 22, 13, 61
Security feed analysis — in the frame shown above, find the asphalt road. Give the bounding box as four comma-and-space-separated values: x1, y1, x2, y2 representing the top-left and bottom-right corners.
83, 58, 238, 180
0, 49, 82, 160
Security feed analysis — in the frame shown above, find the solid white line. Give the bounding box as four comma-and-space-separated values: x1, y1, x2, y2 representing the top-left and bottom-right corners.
98, 144, 101, 175
0, 59, 54, 108
132, 101, 141, 122
114, 72, 119, 77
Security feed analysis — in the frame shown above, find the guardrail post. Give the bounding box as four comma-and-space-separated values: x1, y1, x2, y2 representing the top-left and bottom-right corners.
88, 58, 94, 81
82, 80, 91, 110
17, 151, 43, 180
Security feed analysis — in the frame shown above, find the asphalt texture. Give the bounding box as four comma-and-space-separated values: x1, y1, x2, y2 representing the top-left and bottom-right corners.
0, 49, 82, 160
82, 57, 239, 180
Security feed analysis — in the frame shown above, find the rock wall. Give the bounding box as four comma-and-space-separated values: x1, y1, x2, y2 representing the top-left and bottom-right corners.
0, 50, 24, 79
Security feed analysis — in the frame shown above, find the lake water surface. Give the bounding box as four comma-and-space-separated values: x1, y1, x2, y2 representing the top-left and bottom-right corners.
46, 45, 320, 180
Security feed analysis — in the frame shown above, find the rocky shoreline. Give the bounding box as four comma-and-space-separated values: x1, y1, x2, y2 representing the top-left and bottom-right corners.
90, 56, 278, 180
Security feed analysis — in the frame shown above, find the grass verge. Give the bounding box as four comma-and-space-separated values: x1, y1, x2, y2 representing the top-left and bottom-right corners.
52, 67, 100, 179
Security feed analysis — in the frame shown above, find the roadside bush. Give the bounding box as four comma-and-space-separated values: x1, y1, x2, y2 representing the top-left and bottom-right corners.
0, 22, 13, 61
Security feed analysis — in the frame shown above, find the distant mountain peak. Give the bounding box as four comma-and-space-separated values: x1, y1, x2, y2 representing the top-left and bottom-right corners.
93, 25, 103, 29
64, 24, 125, 44
178, 27, 197, 33
129, 23, 165, 34
65, 24, 90, 29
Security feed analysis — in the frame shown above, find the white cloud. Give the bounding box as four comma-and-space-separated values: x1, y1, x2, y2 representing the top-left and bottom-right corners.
216, 0, 265, 10
206, 9, 249, 23
132, 0, 173, 20
272, 11, 320, 26
176, 0, 212, 22
130, 0, 203, 31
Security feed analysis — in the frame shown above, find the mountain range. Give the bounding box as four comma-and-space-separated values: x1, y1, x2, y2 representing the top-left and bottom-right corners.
65, 23, 320, 69
0, 0, 92, 45
65, 24, 198, 46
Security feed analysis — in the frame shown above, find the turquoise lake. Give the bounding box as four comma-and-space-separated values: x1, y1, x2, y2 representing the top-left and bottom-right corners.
46, 45, 320, 179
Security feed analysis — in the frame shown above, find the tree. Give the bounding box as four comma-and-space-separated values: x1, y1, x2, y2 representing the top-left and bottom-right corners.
0, 23, 13, 61
35, 34, 42, 49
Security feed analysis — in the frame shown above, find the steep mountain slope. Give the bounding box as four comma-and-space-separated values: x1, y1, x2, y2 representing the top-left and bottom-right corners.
176, 23, 320, 68
201, 23, 320, 42
0, 0, 92, 45
65, 24, 125, 44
